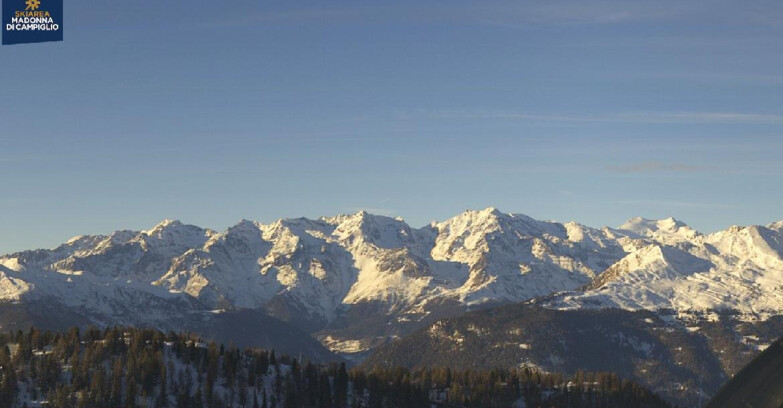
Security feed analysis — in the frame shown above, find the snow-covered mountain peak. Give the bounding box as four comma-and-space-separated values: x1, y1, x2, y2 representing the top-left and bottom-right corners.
767, 220, 783, 231
564, 222, 599, 242
213, 219, 263, 241
138, 220, 215, 255
631, 244, 711, 273
551, 218, 783, 316
438, 207, 512, 231
58, 234, 108, 254
618, 216, 700, 243
579, 242, 712, 293
320, 211, 366, 227
620, 216, 678, 233
472, 206, 529, 226
323, 209, 387, 225
66, 235, 89, 245
144, 219, 182, 234
480, 206, 501, 216
237, 218, 258, 227
5, 209, 783, 358
326, 211, 415, 249
229, 219, 262, 233
430, 208, 571, 259
200, 219, 267, 256
706, 224, 783, 267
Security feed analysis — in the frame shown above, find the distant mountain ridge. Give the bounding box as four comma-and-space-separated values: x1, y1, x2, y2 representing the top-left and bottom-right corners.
1, 208, 782, 361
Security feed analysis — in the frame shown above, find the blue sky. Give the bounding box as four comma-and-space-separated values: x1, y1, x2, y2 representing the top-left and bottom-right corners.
1, 0, 782, 252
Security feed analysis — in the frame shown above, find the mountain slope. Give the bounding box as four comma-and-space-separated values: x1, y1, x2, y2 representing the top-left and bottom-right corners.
1, 208, 783, 364
361, 303, 783, 407
550, 221, 783, 316
0, 208, 635, 356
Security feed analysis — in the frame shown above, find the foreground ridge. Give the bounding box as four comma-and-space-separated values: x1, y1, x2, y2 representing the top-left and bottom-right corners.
703, 336, 783, 408
0, 325, 672, 408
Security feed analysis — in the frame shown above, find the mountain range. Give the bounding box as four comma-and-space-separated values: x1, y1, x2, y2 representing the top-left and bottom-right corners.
2, 208, 782, 405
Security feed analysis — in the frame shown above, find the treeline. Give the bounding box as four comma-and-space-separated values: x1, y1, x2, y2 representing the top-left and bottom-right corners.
0, 326, 672, 408
406, 366, 674, 408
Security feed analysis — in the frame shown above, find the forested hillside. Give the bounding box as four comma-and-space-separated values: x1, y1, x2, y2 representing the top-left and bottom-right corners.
363, 304, 729, 406
0, 326, 672, 408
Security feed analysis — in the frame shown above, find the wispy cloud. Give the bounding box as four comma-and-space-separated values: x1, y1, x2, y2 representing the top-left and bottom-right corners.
605, 161, 711, 174
411, 109, 783, 125
636, 72, 783, 85
620, 112, 783, 124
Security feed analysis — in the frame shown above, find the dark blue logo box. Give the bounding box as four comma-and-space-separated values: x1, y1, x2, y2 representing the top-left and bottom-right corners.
2, 0, 63, 45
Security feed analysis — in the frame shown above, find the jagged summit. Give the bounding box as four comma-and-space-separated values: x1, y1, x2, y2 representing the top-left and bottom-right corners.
1, 209, 783, 356
439, 207, 557, 236
65, 235, 90, 245
616, 216, 701, 245
235, 218, 259, 227
322, 209, 394, 225
768, 220, 783, 230
143, 218, 187, 236
619, 216, 694, 234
